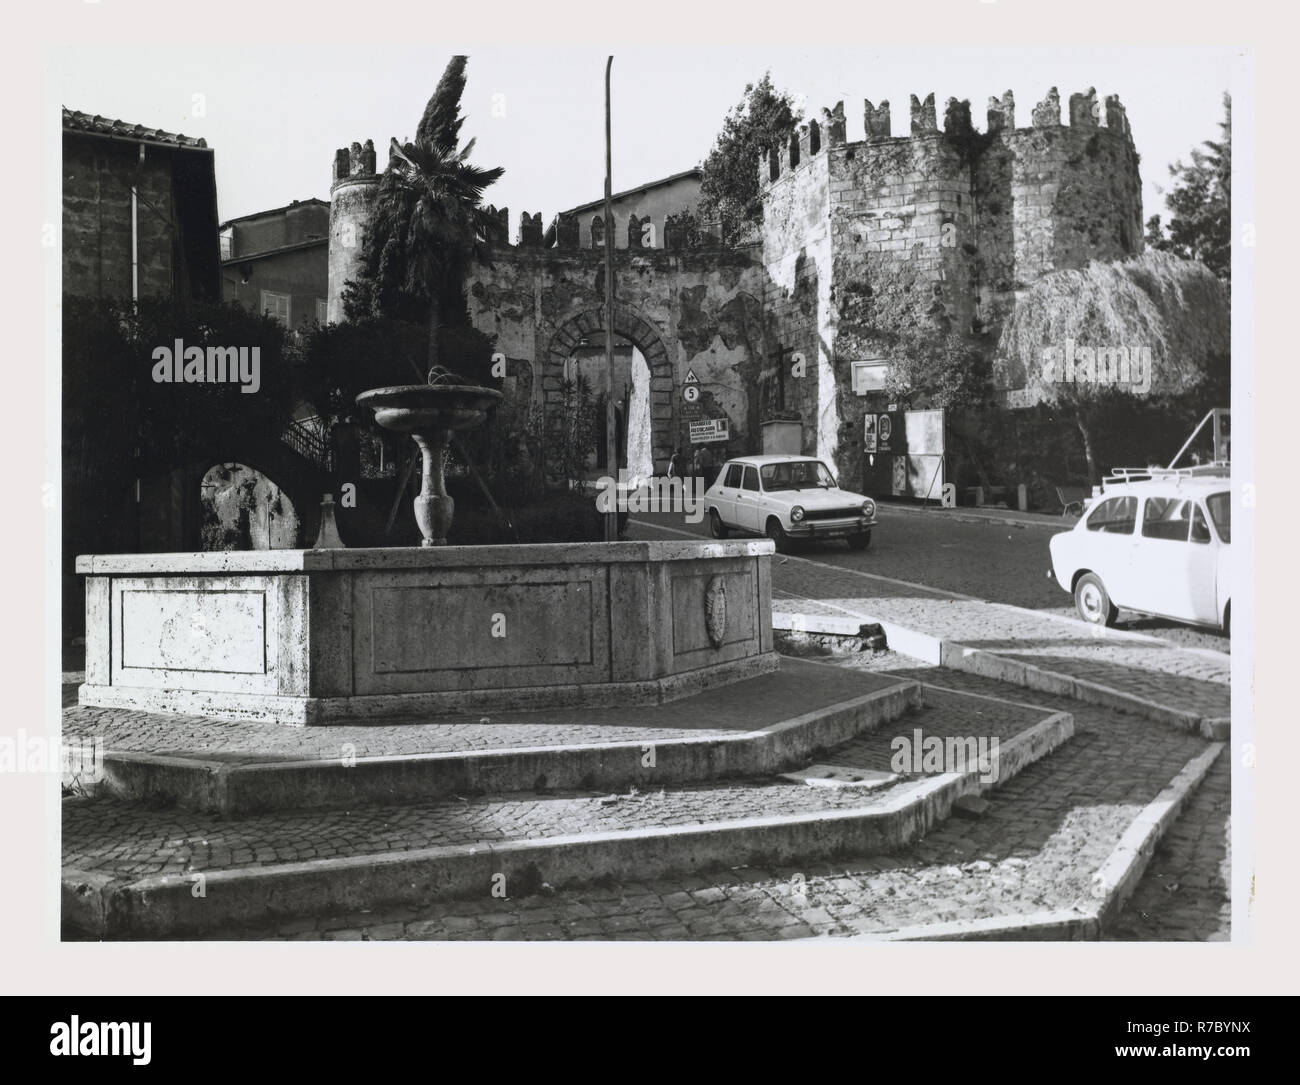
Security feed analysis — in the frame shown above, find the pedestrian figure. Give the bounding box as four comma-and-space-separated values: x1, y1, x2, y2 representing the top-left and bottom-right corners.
697, 444, 715, 483
668, 447, 685, 479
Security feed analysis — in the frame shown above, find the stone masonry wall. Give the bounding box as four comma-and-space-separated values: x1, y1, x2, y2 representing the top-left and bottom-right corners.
465, 244, 771, 473
329, 87, 1143, 479
63, 135, 176, 300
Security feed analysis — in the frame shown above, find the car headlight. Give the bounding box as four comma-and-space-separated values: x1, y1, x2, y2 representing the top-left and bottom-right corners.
790, 505, 805, 523
861, 498, 875, 517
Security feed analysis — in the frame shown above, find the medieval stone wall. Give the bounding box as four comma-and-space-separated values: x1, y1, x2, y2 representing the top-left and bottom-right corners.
328, 86, 1143, 479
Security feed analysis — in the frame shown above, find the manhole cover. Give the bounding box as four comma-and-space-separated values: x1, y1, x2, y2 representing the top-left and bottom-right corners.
779, 764, 898, 789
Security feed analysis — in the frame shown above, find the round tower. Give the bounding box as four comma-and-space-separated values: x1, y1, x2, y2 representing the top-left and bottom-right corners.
327, 139, 380, 323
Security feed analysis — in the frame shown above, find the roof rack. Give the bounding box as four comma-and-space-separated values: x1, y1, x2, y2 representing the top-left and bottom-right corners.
1103, 463, 1230, 486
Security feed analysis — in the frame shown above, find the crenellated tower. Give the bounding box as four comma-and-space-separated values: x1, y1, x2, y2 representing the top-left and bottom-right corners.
327, 139, 379, 323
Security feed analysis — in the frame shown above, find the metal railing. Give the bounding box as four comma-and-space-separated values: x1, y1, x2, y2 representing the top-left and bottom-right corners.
279, 417, 333, 473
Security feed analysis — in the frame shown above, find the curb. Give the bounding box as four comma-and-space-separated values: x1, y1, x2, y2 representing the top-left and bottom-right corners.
772, 611, 1229, 740
95, 680, 922, 817
876, 502, 1068, 530
851, 742, 1224, 942
66, 711, 1074, 939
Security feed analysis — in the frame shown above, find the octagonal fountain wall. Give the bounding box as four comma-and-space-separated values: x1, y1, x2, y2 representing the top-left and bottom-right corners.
77, 540, 777, 725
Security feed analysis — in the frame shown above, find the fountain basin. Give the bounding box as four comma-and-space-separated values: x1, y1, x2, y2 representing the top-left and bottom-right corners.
355, 384, 502, 434
77, 541, 778, 725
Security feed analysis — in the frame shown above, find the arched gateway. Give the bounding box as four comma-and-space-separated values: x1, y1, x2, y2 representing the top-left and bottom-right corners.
541, 307, 676, 474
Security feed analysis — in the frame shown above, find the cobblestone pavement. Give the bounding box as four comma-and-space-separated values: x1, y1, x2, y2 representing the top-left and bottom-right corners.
1103, 747, 1233, 941
62, 687, 1048, 881
150, 666, 1223, 942
767, 565, 1230, 719
628, 511, 1231, 653
59, 657, 890, 760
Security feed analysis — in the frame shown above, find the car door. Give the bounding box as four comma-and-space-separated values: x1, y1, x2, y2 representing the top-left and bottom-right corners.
1185, 503, 1222, 624
1079, 494, 1140, 604
736, 464, 764, 533
711, 462, 743, 526
1136, 495, 1213, 623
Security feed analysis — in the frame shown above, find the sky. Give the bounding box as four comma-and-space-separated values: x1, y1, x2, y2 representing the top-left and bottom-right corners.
52, 44, 1240, 228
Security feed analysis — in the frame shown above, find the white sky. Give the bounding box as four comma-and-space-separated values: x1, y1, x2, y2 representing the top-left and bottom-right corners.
53, 44, 1238, 233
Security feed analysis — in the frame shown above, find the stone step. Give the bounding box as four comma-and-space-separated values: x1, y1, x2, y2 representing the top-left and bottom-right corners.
62, 687, 1073, 938
72, 659, 919, 816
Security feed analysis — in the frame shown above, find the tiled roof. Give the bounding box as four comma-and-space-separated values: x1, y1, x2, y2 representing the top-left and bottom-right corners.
62, 107, 209, 149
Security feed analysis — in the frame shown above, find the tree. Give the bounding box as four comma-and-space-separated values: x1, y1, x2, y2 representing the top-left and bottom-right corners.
344, 55, 505, 378
1145, 93, 1230, 285
698, 73, 802, 244
995, 251, 1229, 482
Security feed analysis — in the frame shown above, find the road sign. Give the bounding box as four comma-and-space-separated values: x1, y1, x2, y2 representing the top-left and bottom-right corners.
683, 384, 700, 403
689, 418, 728, 444
684, 369, 700, 384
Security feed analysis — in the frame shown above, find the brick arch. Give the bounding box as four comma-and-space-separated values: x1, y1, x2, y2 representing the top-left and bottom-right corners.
542, 308, 676, 470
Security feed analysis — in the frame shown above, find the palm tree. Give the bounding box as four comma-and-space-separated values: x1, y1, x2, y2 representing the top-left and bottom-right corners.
368, 55, 505, 377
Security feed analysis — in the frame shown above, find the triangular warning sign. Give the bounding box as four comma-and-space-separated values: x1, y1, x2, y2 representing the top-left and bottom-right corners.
684, 369, 700, 384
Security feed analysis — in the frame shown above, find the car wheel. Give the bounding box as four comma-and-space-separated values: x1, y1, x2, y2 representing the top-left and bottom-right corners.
847, 530, 871, 551
1223, 601, 1231, 637
1074, 572, 1118, 627
765, 518, 791, 554
708, 508, 729, 539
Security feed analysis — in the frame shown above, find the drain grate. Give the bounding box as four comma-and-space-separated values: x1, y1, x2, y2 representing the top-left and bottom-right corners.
779, 764, 899, 789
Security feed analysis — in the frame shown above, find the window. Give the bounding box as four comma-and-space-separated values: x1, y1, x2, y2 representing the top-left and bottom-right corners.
760, 460, 836, 491
851, 361, 889, 395
724, 464, 744, 488
1206, 492, 1231, 543
1085, 495, 1137, 534
741, 465, 760, 491
1191, 506, 1212, 544
260, 290, 291, 327
315, 298, 328, 325
1142, 497, 1193, 541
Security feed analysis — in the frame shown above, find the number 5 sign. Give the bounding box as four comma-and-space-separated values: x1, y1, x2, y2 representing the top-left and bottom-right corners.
683, 385, 700, 403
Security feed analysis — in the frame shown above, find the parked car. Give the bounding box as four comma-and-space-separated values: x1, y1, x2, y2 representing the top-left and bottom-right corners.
1047, 471, 1231, 632
704, 454, 877, 553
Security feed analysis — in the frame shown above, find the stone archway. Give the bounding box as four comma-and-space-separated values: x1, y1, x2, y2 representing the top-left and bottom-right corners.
542, 308, 675, 473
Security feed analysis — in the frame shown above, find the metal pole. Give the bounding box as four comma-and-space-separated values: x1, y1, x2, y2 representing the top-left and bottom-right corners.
604, 56, 618, 542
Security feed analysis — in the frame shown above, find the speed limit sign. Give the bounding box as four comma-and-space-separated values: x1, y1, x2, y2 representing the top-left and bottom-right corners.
683, 385, 700, 403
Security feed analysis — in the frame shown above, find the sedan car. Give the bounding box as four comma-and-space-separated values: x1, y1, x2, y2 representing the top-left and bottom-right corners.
1048, 474, 1231, 632
704, 455, 877, 553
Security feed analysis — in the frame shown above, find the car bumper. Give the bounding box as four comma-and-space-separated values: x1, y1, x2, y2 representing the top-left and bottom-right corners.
787, 517, 877, 538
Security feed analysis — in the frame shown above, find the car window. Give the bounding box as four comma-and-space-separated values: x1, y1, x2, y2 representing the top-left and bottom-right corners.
759, 460, 837, 491
741, 466, 760, 492
1141, 496, 1193, 541
1191, 506, 1212, 544
1206, 492, 1231, 543
723, 464, 743, 488
1085, 495, 1137, 534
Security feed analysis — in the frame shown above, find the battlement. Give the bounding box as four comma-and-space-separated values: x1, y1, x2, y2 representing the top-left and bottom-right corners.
331, 139, 377, 186
757, 87, 1134, 191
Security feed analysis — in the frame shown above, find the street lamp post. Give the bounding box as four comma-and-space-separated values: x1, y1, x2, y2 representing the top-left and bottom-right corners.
604, 55, 618, 542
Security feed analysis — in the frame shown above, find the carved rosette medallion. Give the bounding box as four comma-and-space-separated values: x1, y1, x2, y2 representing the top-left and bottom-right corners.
704, 575, 727, 648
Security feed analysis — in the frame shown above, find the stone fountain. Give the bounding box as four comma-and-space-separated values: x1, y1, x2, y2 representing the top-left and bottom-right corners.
355, 367, 502, 546
77, 367, 777, 725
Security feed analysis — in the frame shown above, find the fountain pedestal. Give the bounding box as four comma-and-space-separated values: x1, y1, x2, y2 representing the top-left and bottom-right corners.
356, 380, 500, 547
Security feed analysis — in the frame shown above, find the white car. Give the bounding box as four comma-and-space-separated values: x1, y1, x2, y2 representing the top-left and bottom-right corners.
704, 455, 878, 553
1048, 473, 1231, 632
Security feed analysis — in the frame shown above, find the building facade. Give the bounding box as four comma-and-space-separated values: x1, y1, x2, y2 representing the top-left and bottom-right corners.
62, 107, 220, 303
220, 198, 330, 329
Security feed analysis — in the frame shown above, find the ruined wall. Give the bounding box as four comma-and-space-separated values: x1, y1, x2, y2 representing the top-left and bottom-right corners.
465, 238, 770, 472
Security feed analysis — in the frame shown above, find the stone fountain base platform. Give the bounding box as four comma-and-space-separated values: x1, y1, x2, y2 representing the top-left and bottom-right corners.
77, 541, 778, 725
